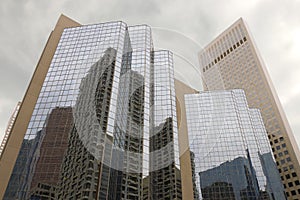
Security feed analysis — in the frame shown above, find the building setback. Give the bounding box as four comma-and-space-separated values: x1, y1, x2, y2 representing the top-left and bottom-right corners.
185, 89, 286, 199
198, 18, 300, 199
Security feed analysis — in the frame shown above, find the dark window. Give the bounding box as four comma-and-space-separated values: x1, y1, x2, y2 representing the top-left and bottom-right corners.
292, 172, 297, 177
286, 174, 291, 179
286, 192, 290, 197
295, 180, 300, 185
280, 137, 284, 141
276, 146, 281, 150
287, 157, 291, 162
289, 165, 294, 169
274, 139, 278, 143
282, 143, 286, 148
233, 45, 236, 49
291, 190, 296, 196
243, 37, 247, 42
288, 182, 294, 187
284, 150, 289, 155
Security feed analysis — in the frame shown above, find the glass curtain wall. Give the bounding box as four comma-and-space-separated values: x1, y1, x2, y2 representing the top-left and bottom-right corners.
4, 22, 181, 200
185, 89, 286, 200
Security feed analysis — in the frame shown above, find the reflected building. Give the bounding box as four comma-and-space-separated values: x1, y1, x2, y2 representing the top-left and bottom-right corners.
185, 89, 286, 200
150, 51, 182, 199
200, 156, 259, 199
198, 18, 300, 199
1, 16, 181, 199
4, 107, 73, 199
29, 107, 73, 199
3, 131, 43, 199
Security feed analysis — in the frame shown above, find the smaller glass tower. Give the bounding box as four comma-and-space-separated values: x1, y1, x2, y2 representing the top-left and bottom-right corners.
185, 89, 286, 200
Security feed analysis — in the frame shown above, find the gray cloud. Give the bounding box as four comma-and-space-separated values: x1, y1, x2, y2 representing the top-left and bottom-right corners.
0, 0, 300, 148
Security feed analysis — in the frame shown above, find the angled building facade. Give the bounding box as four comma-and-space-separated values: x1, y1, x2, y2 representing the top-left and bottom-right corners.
198, 18, 300, 199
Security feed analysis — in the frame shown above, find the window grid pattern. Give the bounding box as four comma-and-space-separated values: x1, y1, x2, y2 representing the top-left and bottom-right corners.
5, 21, 127, 200
150, 50, 182, 199
4, 22, 182, 200
185, 89, 285, 200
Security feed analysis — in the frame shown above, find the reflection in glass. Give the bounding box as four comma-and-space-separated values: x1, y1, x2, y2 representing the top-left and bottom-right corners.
185, 89, 286, 200
4, 22, 182, 200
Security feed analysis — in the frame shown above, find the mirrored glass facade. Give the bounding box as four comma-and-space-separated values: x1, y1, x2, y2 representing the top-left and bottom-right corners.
150, 51, 181, 199
185, 89, 286, 200
4, 21, 181, 200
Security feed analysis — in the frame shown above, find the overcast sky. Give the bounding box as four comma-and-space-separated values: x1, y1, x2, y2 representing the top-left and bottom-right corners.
0, 0, 300, 147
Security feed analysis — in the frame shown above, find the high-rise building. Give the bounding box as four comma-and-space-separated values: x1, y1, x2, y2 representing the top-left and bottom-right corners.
0, 101, 21, 158
185, 89, 286, 199
0, 16, 181, 199
198, 18, 300, 199
0, 15, 287, 200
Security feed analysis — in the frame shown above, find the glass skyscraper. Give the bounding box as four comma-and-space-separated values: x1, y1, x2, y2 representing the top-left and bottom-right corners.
185, 89, 286, 199
1, 17, 181, 199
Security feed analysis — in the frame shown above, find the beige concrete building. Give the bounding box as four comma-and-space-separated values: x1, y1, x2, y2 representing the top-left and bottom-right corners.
199, 18, 300, 199
175, 79, 198, 200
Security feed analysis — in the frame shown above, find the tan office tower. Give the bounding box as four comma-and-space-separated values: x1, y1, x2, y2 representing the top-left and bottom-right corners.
199, 18, 300, 199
